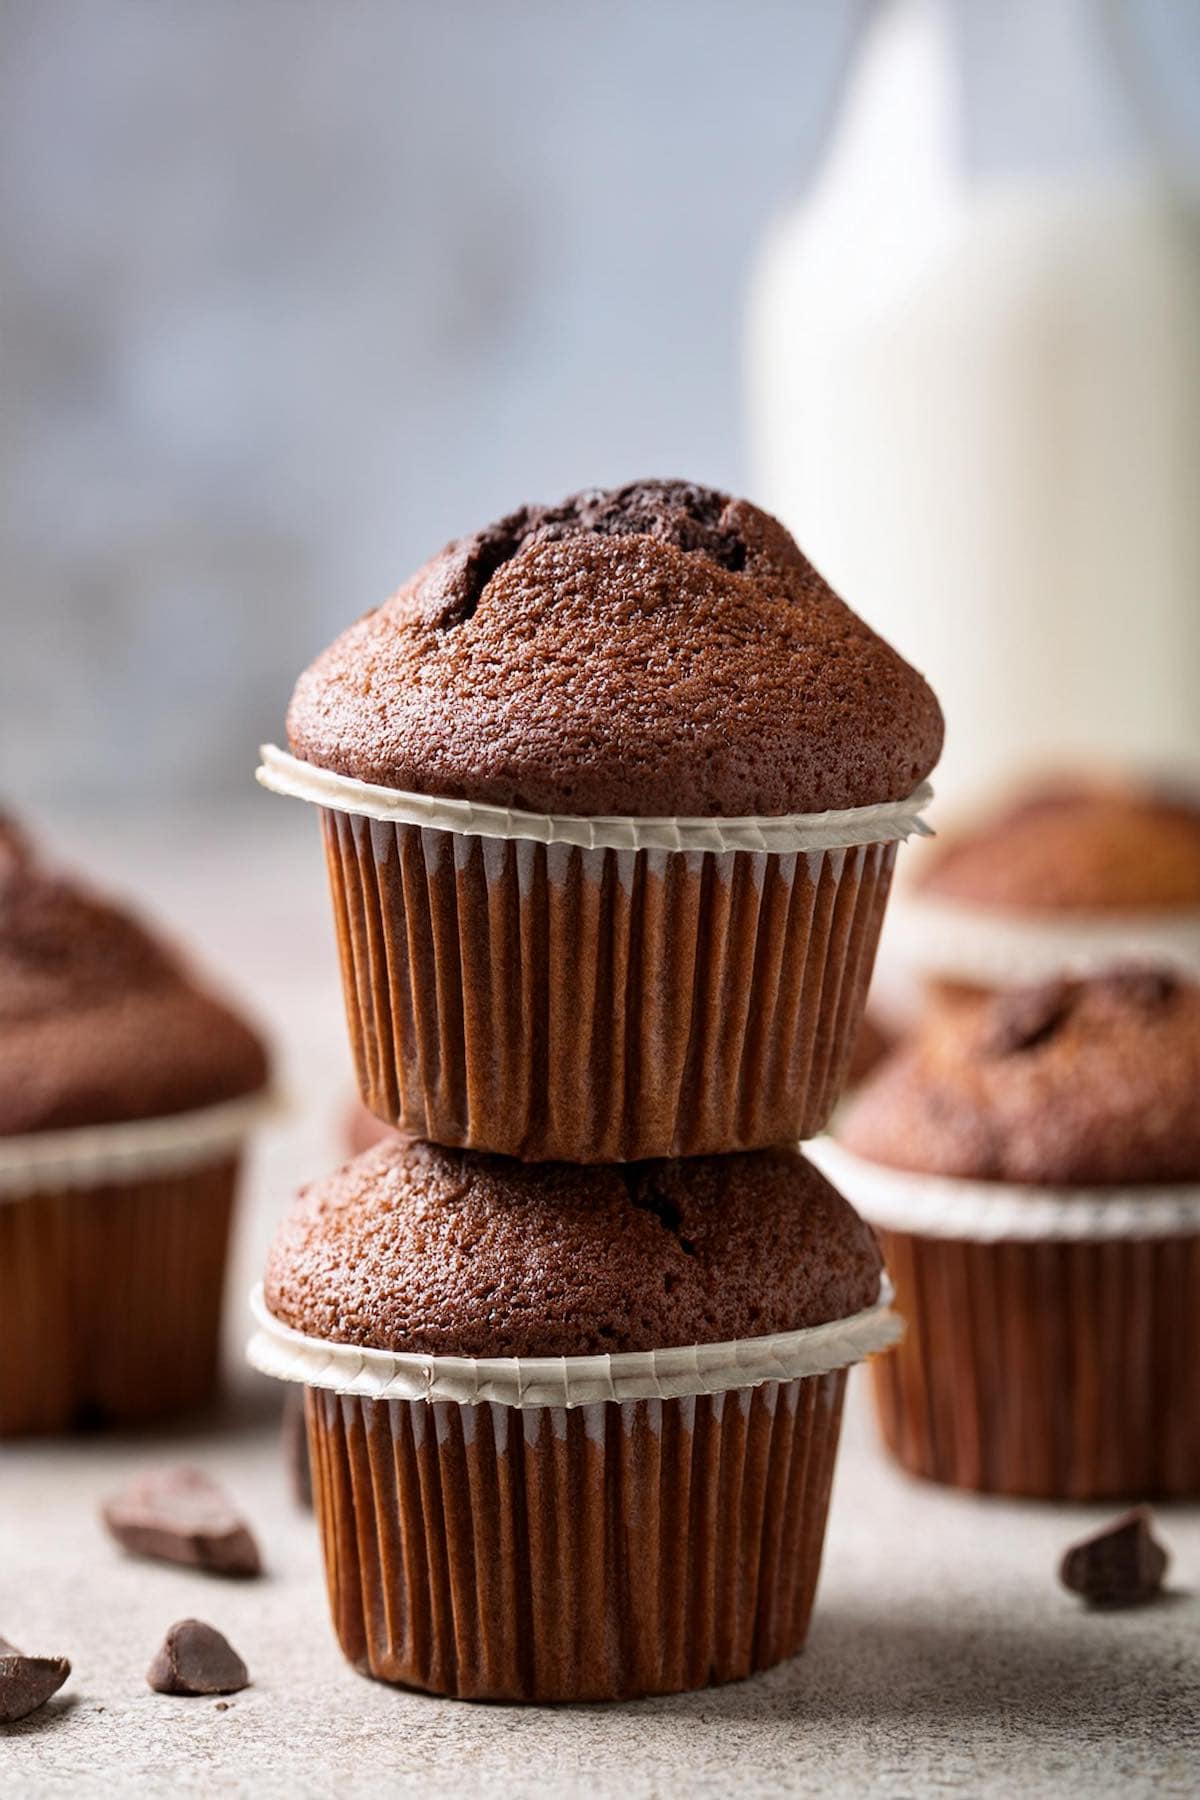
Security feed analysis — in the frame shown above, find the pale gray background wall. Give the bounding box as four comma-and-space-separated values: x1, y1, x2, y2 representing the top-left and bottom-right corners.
1, 0, 861, 805
2, 0, 1196, 806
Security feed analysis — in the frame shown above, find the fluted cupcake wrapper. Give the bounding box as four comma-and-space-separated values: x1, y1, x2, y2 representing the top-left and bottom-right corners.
872, 1230, 1200, 1500
319, 811, 897, 1161
812, 1143, 1200, 1499
306, 1372, 847, 1703
0, 1159, 240, 1435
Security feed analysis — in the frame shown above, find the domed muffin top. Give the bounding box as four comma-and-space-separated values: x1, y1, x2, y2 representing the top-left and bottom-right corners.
287, 480, 943, 817
264, 1137, 883, 1357
920, 776, 1200, 912
839, 967, 1200, 1186
0, 830, 269, 1135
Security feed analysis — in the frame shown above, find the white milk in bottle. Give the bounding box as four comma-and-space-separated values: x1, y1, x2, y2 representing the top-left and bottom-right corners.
748, 0, 1200, 807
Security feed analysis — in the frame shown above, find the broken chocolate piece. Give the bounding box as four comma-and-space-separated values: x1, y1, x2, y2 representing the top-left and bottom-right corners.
147, 1620, 249, 1696
282, 1389, 312, 1510
1059, 1508, 1169, 1607
102, 1467, 261, 1577
0, 1635, 71, 1724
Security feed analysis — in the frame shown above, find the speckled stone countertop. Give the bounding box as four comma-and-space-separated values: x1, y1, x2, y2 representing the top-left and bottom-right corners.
2, 810, 1197, 1799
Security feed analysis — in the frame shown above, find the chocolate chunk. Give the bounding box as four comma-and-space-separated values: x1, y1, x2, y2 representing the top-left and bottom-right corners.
147, 1620, 249, 1696
0, 1635, 71, 1724
102, 1467, 261, 1577
281, 1389, 312, 1510
982, 981, 1072, 1056
1059, 1508, 1169, 1607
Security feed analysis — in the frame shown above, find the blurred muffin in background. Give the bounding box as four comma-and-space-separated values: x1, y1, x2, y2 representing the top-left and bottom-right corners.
0, 813, 270, 1433
889, 773, 1200, 993
820, 965, 1200, 1499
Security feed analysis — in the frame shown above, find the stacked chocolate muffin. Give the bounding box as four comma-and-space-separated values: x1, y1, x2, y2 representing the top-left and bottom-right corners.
251, 480, 942, 1700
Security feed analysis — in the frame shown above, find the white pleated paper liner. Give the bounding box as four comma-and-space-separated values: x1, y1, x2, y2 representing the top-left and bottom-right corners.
257, 744, 933, 856
0, 1091, 276, 1199
246, 1279, 901, 1409
888, 888, 1200, 988
810, 1138, 1200, 1244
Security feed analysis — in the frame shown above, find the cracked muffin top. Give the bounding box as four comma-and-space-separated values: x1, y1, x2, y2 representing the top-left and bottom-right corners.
839, 967, 1200, 1185
264, 1136, 883, 1356
0, 823, 269, 1135
919, 776, 1200, 912
287, 479, 942, 817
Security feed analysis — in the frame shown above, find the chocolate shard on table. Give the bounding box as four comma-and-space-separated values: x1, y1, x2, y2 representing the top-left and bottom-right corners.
1059, 1508, 1169, 1607
146, 1620, 249, 1696
0, 1635, 71, 1724
102, 1466, 262, 1577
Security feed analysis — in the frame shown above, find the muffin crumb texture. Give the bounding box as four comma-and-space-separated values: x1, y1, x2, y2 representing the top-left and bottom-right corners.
265, 1138, 883, 1356
840, 967, 1200, 1184
287, 479, 942, 816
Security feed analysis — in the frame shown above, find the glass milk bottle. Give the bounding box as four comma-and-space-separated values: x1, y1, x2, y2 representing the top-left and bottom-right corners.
748, 0, 1200, 807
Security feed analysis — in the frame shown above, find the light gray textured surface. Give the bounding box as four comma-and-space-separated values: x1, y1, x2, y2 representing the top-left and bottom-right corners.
0, 809, 1197, 1798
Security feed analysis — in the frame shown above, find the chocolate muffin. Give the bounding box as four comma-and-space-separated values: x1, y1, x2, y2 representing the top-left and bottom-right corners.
0, 829, 270, 1433
1, 858, 267, 1137
921, 777, 1200, 912
828, 967, 1200, 1499
265, 479, 941, 1160
894, 775, 1200, 994
253, 1139, 894, 1702
287, 480, 942, 817
841, 968, 1200, 1185
266, 1136, 882, 1357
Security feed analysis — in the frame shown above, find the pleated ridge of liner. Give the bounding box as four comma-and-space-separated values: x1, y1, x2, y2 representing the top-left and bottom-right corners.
320, 810, 895, 1156
871, 1229, 1200, 1499
304, 1370, 849, 1701
0, 1161, 239, 1432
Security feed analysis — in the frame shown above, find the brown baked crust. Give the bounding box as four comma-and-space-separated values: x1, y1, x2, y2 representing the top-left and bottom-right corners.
920, 777, 1200, 911
839, 967, 1200, 1185
264, 1138, 883, 1356
0, 854, 269, 1135
287, 480, 942, 816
